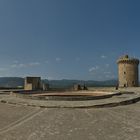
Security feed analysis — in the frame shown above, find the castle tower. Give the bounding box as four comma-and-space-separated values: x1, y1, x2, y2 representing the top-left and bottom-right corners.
117, 55, 139, 87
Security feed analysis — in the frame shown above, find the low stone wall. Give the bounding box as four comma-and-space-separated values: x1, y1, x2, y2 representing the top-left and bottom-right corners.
11, 91, 123, 101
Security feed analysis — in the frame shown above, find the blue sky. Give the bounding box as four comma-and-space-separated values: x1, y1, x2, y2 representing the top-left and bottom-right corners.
0, 0, 140, 80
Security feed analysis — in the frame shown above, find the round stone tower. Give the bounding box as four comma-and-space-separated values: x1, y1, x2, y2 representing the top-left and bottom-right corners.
117, 55, 139, 87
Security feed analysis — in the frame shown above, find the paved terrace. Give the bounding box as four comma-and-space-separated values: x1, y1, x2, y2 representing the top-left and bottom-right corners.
0, 87, 140, 140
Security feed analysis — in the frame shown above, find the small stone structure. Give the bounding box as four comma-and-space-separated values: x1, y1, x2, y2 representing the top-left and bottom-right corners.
117, 55, 139, 87
83, 84, 88, 90
73, 84, 81, 91
24, 77, 42, 90
42, 83, 49, 91
73, 84, 88, 91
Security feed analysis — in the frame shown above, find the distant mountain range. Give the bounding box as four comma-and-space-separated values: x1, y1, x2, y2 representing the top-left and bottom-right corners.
0, 77, 118, 89
44, 79, 118, 88
0, 77, 24, 88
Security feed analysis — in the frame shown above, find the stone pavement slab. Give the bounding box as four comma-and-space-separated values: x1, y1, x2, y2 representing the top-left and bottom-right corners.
0, 102, 140, 140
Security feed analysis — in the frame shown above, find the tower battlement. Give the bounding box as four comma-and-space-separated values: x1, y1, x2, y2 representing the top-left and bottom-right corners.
117, 55, 139, 64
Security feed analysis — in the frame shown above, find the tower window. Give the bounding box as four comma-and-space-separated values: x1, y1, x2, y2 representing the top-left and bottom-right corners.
124, 72, 126, 74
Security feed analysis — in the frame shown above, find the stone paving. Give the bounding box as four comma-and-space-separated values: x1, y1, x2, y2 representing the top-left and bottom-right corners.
0, 87, 140, 140
0, 102, 140, 140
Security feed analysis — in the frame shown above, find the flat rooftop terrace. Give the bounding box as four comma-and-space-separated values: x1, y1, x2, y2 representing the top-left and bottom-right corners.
0, 87, 140, 140
0, 102, 140, 140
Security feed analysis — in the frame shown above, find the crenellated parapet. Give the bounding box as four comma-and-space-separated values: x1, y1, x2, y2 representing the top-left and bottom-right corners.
117, 55, 139, 65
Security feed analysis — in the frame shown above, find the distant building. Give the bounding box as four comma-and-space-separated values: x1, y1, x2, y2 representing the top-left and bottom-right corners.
73, 84, 81, 91
117, 55, 139, 87
42, 83, 49, 91
24, 77, 42, 90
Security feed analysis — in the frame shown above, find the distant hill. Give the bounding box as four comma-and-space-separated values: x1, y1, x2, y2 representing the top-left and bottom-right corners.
0, 77, 24, 88
0, 77, 118, 89
43, 79, 118, 89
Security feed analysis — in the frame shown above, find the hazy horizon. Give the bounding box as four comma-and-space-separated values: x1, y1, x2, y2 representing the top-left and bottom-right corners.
0, 76, 118, 81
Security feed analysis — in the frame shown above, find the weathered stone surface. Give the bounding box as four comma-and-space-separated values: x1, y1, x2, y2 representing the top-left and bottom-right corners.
0, 87, 140, 140
0, 102, 140, 140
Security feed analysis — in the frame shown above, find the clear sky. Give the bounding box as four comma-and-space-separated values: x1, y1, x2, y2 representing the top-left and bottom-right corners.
0, 0, 140, 80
